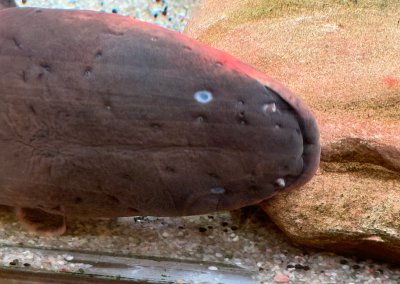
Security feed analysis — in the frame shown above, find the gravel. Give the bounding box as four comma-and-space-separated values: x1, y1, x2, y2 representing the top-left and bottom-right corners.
3, 0, 400, 283
0, 204, 399, 283
15, 0, 199, 32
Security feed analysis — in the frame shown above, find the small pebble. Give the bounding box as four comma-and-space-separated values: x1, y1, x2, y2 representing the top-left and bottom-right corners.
208, 266, 218, 271
273, 275, 290, 282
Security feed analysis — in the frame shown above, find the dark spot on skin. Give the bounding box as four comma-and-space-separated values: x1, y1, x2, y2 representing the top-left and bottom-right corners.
13, 38, 21, 49
208, 226, 213, 229
85, 67, 92, 77
123, 174, 133, 181
340, 259, 348, 264
36, 9, 41, 12
105, 28, 124, 36
22, 0, 27, 4
208, 215, 214, 219
183, 46, 192, 51
74, 197, 82, 204
231, 226, 238, 231
30, 105, 36, 115
103, 99, 111, 110
24, 263, 30, 267
239, 110, 245, 117
21, 71, 27, 83
40, 64, 50, 71
56, 110, 71, 118
128, 207, 140, 214
165, 167, 175, 172
248, 185, 259, 191
238, 115, 248, 124
107, 195, 120, 204
198, 227, 207, 232
38, 72, 44, 79
221, 222, 228, 227
9, 262, 16, 266
41, 149, 58, 158
178, 226, 184, 229
207, 172, 220, 179
162, 6, 168, 16
51, 206, 61, 212
112, 9, 117, 13
223, 228, 228, 232
151, 123, 161, 130
32, 130, 48, 140
353, 265, 360, 270
95, 51, 102, 59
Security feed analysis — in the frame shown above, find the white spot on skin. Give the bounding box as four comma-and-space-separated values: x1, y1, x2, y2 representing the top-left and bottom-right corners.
194, 91, 213, 104
275, 178, 285, 187
208, 266, 218, 271
210, 187, 225, 194
262, 103, 276, 113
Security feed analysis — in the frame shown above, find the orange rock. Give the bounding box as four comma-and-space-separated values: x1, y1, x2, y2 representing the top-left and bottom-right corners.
185, 0, 400, 262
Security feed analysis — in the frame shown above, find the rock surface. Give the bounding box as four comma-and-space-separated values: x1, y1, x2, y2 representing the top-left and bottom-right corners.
184, 0, 400, 262
0, 0, 15, 9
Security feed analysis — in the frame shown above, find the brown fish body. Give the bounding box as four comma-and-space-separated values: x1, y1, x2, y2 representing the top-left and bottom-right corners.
0, 8, 320, 235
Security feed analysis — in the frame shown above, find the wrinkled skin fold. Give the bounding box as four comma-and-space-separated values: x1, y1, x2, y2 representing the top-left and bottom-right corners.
0, 8, 320, 236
